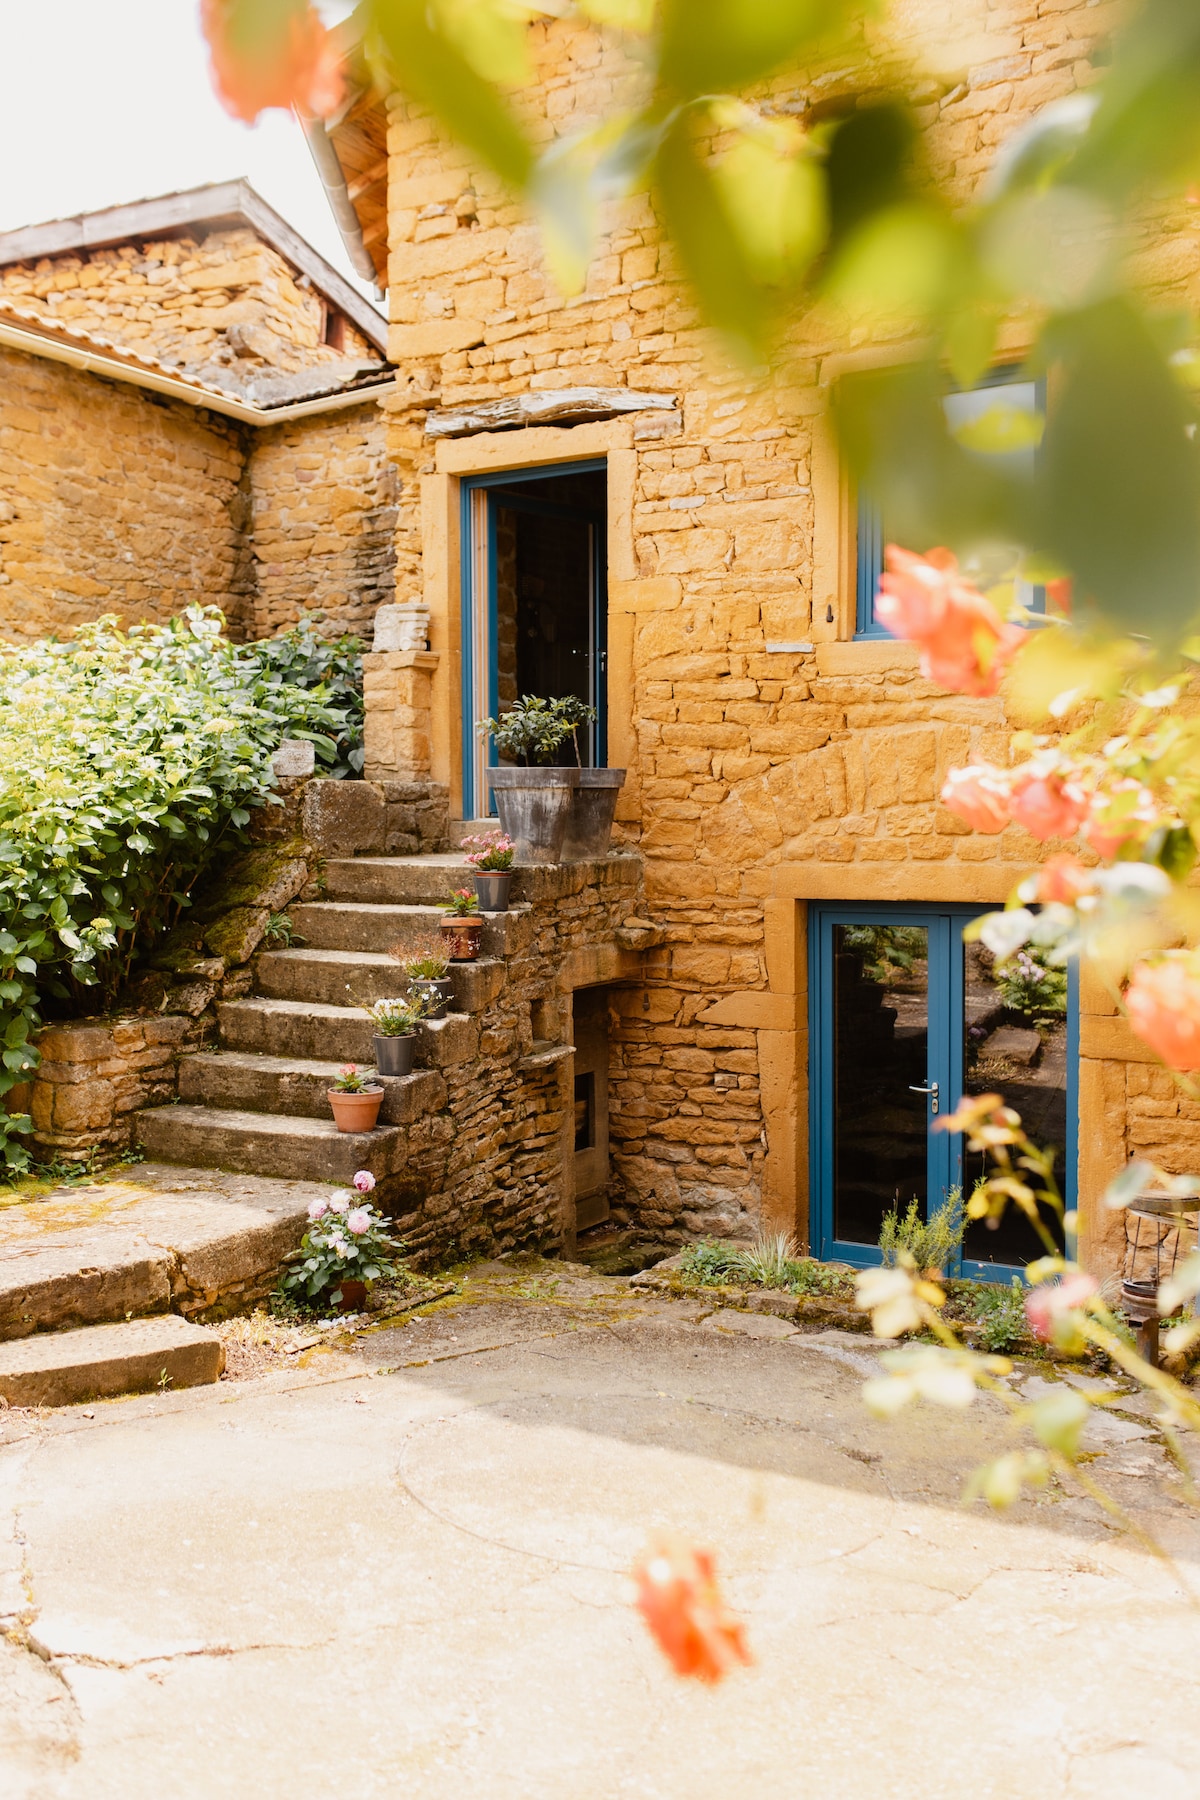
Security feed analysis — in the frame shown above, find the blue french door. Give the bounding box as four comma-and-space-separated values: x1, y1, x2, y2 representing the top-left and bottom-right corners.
809, 904, 1076, 1281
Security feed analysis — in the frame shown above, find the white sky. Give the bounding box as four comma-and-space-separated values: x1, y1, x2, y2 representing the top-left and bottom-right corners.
0, 0, 377, 303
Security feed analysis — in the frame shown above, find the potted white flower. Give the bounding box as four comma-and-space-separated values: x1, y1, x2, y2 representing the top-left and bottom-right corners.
365, 995, 426, 1076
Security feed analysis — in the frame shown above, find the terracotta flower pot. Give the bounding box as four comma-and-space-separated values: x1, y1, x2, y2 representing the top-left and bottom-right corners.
327, 1087, 384, 1132
440, 914, 484, 962
335, 1278, 367, 1313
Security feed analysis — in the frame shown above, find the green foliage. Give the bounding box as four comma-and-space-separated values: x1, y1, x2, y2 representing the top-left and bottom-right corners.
442, 888, 480, 917
737, 1229, 804, 1289
399, 946, 451, 980
276, 1190, 403, 1309
365, 996, 426, 1036
841, 924, 927, 986
995, 948, 1069, 1020
0, 607, 346, 1170
677, 1233, 853, 1296
331, 1063, 377, 1092
351, 0, 1200, 644
677, 1238, 745, 1285
970, 1278, 1031, 1354
241, 613, 364, 779
477, 694, 596, 766
263, 911, 302, 948
879, 1189, 966, 1275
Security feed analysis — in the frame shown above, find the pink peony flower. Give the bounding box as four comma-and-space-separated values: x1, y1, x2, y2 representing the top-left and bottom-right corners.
1126, 954, 1200, 1070
1008, 770, 1089, 842
940, 764, 1011, 834
330, 1236, 349, 1258
306, 1198, 329, 1222
202, 0, 344, 125
328, 1190, 351, 1215
1035, 853, 1095, 906
876, 546, 1026, 696
346, 1208, 371, 1235
353, 1170, 376, 1193
1025, 1272, 1098, 1343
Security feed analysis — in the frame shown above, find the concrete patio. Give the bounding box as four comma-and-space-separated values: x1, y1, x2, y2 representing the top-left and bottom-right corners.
2, 1261, 1198, 1798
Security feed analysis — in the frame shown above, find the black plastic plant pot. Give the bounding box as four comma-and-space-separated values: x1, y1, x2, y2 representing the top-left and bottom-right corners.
373, 1032, 418, 1077
473, 871, 513, 912
408, 976, 453, 1019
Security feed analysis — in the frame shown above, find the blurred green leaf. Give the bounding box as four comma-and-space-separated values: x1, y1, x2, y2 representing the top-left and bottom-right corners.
432, 0, 534, 88
1072, 0, 1200, 200
1041, 299, 1200, 640
658, 0, 836, 95
951, 404, 1045, 456
713, 124, 826, 286
654, 110, 769, 356
368, 0, 535, 191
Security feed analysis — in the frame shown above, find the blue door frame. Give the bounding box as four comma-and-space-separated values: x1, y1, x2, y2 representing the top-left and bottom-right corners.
459, 458, 607, 819
808, 902, 1077, 1282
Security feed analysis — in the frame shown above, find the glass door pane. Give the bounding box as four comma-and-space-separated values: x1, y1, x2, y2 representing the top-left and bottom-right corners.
832, 924, 931, 1247
961, 937, 1068, 1268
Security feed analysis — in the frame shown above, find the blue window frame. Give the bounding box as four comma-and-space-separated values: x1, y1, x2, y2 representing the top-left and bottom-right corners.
808, 902, 1077, 1282
855, 370, 1048, 639
459, 458, 607, 819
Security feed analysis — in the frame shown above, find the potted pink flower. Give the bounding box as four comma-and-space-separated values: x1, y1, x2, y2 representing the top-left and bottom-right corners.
276, 1171, 401, 1313
327, 1063, 384, 1132
461, 830, 515, 911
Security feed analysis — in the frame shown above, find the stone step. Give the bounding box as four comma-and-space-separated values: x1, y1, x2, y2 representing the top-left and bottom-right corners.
255, 946, 508, 1011
179, 1050, 447, 1126
321, 854, 476, 906
136, 1103, 412, 1184
0, 1314, 225, 1408
217, 998, 480, 1068
290, 899, 529, 957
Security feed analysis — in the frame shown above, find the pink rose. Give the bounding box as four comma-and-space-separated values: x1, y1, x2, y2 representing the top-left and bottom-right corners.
940, 765, 1011, 834
353, 1170, 376, 1193
346, 1208, 371, 1235
1126, 954, 1200, 1070
1035, 853, 1095, 906
1025, 1272, 1098, 1343
1008, 771, 1089, 842
876, 546, 1026, 697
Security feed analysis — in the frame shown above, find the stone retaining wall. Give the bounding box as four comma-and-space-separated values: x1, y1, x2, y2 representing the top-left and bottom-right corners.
10, 1015, 197, 1163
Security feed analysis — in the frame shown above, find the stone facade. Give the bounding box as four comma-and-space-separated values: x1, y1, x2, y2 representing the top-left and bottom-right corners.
11, 1015, 196, 1161
0, 225, 375, 388
350, 0, 1185, 1280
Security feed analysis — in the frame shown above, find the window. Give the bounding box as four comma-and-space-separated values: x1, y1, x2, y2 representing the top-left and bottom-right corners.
855, 370, 1047, 638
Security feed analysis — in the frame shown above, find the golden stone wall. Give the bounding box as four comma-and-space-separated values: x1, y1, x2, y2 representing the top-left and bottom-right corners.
377, 0, 1176, 1270
0, 227, 374, 378
0, 342, 247, 641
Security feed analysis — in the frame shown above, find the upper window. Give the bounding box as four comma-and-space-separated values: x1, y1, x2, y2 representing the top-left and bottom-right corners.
855, 370, 1046, 638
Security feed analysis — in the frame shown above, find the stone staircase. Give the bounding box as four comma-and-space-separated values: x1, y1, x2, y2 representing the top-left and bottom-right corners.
135, 852, 506, 1187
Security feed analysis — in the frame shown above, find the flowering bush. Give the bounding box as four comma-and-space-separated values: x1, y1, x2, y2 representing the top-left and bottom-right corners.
276, 1170, 402, 1309
461, 831, 515, 872
442, 888, 480, 917
0, 607, 350, 1170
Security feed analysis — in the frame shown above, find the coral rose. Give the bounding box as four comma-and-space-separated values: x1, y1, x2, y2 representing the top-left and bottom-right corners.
1126, 954, 1200, 1070
940, 765, 1011, 833
1008, 770, 1089, 842
1025, 1271, 1098, 1344
1084, 783, 1159, 861
202, 0, 344, 124
632, 1535, 752, 1684
1035, 854, 1095, 906
876, 546, 1027, 696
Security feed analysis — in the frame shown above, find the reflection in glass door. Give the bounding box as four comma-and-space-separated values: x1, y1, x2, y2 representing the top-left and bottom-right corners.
811, 905, 1075, 1279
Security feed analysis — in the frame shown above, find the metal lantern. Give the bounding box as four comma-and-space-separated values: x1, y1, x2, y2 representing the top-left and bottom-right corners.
1121, 1191, 1200, 1365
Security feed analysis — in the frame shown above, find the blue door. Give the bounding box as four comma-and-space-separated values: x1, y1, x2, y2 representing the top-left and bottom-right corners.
809, 904, 1076, 1281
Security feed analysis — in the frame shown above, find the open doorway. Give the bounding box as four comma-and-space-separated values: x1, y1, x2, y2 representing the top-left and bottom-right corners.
572, 985, 611, 1233
460, 460, 606, 817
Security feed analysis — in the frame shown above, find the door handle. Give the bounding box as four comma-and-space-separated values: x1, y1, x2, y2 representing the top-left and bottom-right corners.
909, 1082, 940, 1115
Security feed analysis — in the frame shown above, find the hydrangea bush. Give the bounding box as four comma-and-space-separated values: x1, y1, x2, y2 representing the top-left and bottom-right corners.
0, 605, 359, 1170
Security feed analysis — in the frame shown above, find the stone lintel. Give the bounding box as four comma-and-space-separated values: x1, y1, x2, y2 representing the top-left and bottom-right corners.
425, 388, 677, 439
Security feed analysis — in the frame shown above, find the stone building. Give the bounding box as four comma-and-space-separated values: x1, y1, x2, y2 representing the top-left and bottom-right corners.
0, 180, 397, 642
296, 0, 1179, 1285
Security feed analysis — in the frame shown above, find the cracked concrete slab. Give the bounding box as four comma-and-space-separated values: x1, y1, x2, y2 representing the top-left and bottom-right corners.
1, 1262, 1198, 1797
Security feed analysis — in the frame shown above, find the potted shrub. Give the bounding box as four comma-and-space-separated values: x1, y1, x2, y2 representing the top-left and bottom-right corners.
394, 941, 454, 1017
365, 995, 426, 1076
440, 888, 484, 961
477, 696, 625, 861
276, 1171, 401, 1314
461, 830, 515, 911
326, 1062, 384, 1132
